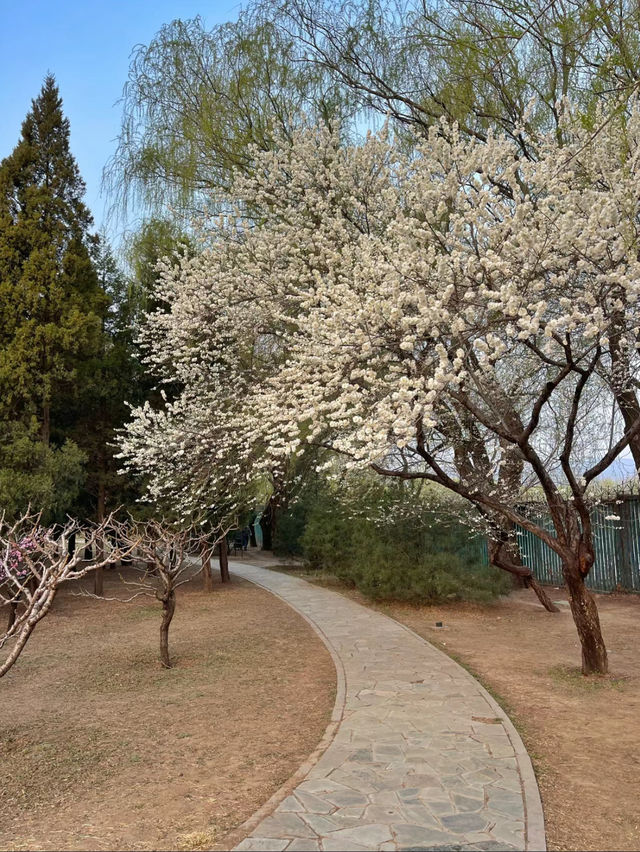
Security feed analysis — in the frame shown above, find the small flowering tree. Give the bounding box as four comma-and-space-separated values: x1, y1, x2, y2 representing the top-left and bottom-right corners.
0, 514, 127, 677
3, 529, 41, 630
120, 105, 640, 674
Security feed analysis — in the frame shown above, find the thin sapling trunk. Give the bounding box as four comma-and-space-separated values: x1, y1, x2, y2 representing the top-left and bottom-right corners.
159, 587, 176, 668
201, 540, 213, 591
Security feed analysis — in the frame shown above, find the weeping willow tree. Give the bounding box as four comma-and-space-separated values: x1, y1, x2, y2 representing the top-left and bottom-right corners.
104, 12, 355, 223
107, 0, 640, 218
274, 0, 640, 155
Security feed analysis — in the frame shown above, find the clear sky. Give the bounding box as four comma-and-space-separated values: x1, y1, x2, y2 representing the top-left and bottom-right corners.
0, 1, 241, 239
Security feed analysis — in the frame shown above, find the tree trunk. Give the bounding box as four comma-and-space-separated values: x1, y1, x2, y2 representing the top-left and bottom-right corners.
613, 385, 640, 473
94, 476, 106, 596
522, 574, 560, 613
563, 564, 608, 675
249, 517, 257, 548
7, 599, 18, 631
489, 539, 560, 613
41, 398, 50, 445
160, 590, 176, 668
94, 563, 104, 597
259, 499, 276, 551
66, 531, 76, 558
609, 321, 640, 473
0, 587, 58, 678
201, 541, 213, 592
219, 537, 230, 583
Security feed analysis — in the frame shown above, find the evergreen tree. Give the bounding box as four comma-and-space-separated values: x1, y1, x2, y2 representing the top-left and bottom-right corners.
70, 237, 146, 521
0, 75, 107, 520
0, 74, 106, 446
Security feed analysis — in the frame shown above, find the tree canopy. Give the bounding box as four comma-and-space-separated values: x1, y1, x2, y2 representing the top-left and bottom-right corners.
0, 75, 106, 447
104, 13, 355, 223
118, 100, 640, 672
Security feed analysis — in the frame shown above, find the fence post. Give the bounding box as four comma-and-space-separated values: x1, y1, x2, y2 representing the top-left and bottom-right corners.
618, 498, 634, 591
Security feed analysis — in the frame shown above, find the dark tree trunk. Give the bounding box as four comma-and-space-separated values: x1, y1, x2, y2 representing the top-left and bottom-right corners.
219, 538, 230, 583
613, 385, 640, 473
66, 531, 76, 558
7, 600, 18, 631
563, 560, 608, 675
259, 499, 276, 551
201, 541, 213, 592
488, 538, 560, 613
94, 476, 106, 596
159, 590, 176, 668
249, 517, 257, 548
41, 399, 50, 445
609, 321, 640, 473
94, 563, 104, 596
522, 574, 560, 613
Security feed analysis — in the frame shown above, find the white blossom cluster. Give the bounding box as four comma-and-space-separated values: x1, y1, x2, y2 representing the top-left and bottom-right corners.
119, 106, 640, 519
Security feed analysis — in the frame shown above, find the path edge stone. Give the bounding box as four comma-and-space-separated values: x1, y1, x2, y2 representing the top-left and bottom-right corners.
225, 564, 347, 845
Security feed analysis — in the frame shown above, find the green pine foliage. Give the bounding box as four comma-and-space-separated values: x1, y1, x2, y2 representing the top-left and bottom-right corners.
0, 75, 106, 441
68, 238, 147, 519
0, 76, 133, 521
0, 420, 85, 523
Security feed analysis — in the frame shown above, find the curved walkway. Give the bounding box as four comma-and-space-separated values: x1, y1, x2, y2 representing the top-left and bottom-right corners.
230, 561, 545, 852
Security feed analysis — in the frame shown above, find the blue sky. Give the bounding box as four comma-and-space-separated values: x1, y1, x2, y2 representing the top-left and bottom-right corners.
0, 1, 241, 239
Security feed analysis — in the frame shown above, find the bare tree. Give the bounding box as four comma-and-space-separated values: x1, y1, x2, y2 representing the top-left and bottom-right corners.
112, 520, 192, 668
0, 514, 129, 678
113, 519, 230, 668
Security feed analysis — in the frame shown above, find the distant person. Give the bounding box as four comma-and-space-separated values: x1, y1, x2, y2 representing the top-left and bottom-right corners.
241, 526, 251, 551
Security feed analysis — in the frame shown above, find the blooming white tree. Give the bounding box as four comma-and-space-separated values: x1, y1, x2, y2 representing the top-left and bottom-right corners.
120, 105, 640, 674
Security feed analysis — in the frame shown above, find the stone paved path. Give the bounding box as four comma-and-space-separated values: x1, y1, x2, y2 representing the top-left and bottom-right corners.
230, 561, 545, 852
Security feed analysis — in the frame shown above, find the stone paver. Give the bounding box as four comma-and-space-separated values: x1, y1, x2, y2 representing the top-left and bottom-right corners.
230, 562, 545, 852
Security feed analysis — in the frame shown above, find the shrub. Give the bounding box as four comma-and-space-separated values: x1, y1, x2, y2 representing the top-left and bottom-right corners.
294, 478, 510, 604
272, 499, 308, 556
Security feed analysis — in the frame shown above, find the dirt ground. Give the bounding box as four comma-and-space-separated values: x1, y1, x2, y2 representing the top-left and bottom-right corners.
0, 565, 336, 851
281, 567, 640, 852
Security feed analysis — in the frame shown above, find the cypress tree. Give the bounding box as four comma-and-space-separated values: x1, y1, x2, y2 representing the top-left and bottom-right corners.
0, 74, 106, 446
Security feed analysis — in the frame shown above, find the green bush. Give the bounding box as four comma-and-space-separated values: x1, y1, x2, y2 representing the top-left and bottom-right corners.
273, 499, 308, 556
300, 497, 353, 571
293, 479, 510, 604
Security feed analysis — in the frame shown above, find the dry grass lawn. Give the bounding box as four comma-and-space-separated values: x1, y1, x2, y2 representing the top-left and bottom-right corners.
0, 566, 335, 851
273, 565, 640, 852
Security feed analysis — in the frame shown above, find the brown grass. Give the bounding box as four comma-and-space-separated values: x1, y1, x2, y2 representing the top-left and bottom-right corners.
0, 566, 335, 851
270, 564, 640, 852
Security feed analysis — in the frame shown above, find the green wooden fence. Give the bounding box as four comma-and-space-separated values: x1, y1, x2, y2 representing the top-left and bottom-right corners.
515, 497, 640, 592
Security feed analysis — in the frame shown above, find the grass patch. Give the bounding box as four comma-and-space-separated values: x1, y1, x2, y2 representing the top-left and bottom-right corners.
124, 602, 160, 621
177, 830, 219, 851
548, 663, 627, 690
2, 724, 115, 804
